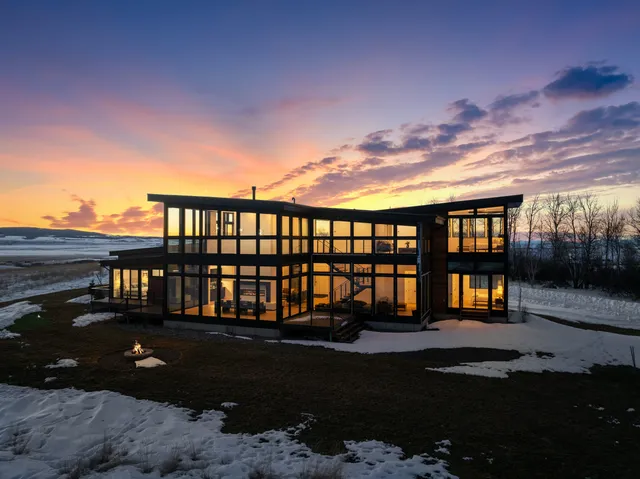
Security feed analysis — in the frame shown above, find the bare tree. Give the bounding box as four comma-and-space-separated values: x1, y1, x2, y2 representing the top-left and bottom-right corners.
565, 194, 583, 288
602, 200, 625, 268
577, 193, 602, 289
522, 195, 543, 283
542, 193, 569, 267
629, 197, 640, 245
507, 204, 522, 277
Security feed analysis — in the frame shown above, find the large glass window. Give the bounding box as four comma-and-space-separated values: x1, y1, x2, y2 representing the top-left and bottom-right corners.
375, 224, 394, 236
375, 277, 394, 316
448, 274, 459, 308
492, 275, 505, 310
301, 218, 309, 237
204, 211, 218, 236
333, 221, 350, 236
168, 276, 182, 313
462, 218, 474, 252
168, 207, 180, 236
282, 278, 290, 318
184, 276, 200, 315
353, 275, 372, 314
396, 277, 416, 317
492, 217, 505, 252
141, 271, 149, 300
301, 276, 308, 313
314, 219, 330, 237
221, 211, 236, 236
397, 225, 416, 237
185, 239, 199, 254
168, 239, 181, 254
282, 239, 290, 255
314, 238, 331, 253
333, 239, 350, 254
184, 209, 194, 237
333, 275, 351, 313
448, 218, 460, 253
290, 276, 301, 316
282, 216, 290, 236
292, 217, 301, 236
375, 239, 394, 254
239, 280, 258, 320
313, 275, 330, 311
353, 238, 372, 254
397, 239, 417, 254
475, 218, 489, 252
260, 214, 277, 236
260, 278, 277, 321
202, 276, 217, 317
203, 239, 217, 254
260, 239, 277, 254
220, 277, 236, 318
240, 239, 257, 254
397, 264, 417, 275
240, 212, 257, 236
113, 269, 121, 299
354, 222, 371, 236
221, 239, 237, 254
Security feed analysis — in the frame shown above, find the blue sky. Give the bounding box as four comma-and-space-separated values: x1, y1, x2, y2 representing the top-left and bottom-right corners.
0, 0, 639, 232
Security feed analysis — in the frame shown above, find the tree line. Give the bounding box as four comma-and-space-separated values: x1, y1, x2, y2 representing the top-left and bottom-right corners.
508, 194, 640, 299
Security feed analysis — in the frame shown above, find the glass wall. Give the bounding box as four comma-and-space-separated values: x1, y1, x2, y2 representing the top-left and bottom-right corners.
375, 276, 394, 316
492, 275, 505, 310
448, 274, 459, 308
448, 207, 507, 254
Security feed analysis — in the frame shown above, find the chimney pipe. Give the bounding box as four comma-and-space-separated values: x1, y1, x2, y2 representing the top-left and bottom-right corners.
252, 186, 256, 200
291, 197, 296, 204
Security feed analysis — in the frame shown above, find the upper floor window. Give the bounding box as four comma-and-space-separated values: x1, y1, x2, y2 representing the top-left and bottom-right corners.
448, 215, 505, 253
221, 211, 235, 236
168, 207, 180, 236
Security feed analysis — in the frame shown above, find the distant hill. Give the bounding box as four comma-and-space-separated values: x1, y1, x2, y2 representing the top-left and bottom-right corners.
0, 227, 158, 240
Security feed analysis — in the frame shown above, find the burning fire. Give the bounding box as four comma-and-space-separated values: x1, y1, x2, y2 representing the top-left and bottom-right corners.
132, 340, 145, 355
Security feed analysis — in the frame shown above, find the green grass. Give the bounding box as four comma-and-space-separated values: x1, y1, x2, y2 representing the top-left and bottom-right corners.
7, 311, 50, 333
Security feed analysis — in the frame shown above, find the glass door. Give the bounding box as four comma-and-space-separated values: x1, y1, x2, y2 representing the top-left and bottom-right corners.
461, 274, 489, 309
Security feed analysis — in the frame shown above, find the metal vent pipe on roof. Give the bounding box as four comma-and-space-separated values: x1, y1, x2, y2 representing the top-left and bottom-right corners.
292, 197, 296, 204
252, 186, 256, 200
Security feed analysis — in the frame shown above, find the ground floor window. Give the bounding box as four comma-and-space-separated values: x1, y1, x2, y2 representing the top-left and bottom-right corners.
447, 272, 505, 312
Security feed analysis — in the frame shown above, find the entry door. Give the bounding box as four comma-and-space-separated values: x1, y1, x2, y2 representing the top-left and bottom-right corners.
461, 274, 489, 309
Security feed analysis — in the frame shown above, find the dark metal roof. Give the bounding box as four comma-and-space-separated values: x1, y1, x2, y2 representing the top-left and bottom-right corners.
147, 193, 444, 224
383, 194, 524, 214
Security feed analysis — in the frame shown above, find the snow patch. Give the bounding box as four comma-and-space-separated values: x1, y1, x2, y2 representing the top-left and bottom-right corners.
135, 357, 166, 368
627, 408, 635, 412
45, 359, 78, 369
221, 402, 238, 409
44, 377, 56, 383
510, 284, 640, 330
274, 314, 640, 378
0, 301, 42, 339
0, 384, 456, 479
72, 312, 116, 327
66, 294, 92, 304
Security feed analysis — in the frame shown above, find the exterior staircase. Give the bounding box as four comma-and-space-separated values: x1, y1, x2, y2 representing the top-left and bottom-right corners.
334, 319, 365, 343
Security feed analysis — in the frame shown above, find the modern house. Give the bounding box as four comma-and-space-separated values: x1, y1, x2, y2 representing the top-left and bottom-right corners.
96, 192, 523, 339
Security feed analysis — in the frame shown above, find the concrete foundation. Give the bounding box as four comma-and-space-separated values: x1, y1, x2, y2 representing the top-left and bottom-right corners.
164, 320, 281, 339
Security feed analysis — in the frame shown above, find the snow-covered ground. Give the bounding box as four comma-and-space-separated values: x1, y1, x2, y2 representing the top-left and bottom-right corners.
510, 284, 640, 330
72, 312, 117, 328
66, 294, 93, 304
0, 275, 99, 304
0, 384, 455, 479
273, 315, 640, 378
0, 235, 160, 261
44, 359, 78, 369
0, 301, 42, 339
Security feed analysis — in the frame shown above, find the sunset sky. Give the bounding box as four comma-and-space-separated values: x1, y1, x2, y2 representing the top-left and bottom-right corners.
1, 0, 639, 235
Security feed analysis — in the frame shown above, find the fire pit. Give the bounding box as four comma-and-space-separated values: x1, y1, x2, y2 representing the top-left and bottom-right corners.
124, 340, 154, 361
